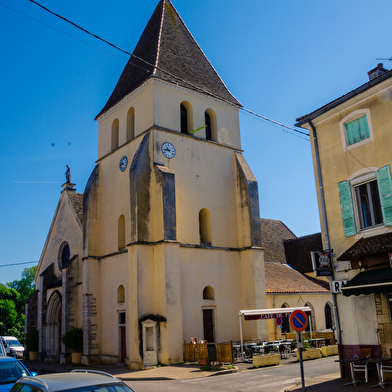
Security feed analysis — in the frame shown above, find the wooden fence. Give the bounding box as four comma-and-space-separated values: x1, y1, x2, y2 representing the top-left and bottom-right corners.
285, 331, 335, 345
184, 342, 233, 363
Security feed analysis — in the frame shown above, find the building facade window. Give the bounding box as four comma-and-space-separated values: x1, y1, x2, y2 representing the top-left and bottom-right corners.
324, 302, 333, 330
305, 302, 315, 332
180, 101, 193, 134
126, 107, 135, 142
118, 215, 126, 249
205, 112, 212, 140
203, 286, 215, 300
111, 118, 119, 151
58, 241, 70, 270
338, 165, 392, 236
205, 109, 217, 141
199, 208, 211, 245
117, 285, 125, 303
180, 104, 188, 134
281, 303, 291, 334
339, 109, 374, 151
355, 180, 383, 229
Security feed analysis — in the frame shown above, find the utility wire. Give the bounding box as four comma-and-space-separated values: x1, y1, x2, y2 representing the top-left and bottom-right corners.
0, 261, 38, 268
25, 0, 309, 138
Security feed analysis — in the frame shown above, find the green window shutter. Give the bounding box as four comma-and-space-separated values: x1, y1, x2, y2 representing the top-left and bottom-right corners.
345, 115, 370, 146
377, 165, 392, 227
338, 181, 357, 236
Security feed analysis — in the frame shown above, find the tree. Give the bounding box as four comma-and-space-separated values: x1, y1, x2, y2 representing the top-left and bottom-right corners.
0, 266, 37, 340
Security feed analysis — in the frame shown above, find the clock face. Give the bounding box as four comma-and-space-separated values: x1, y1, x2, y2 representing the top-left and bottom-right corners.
161, 142, 176, 159
119, 156, 128, 171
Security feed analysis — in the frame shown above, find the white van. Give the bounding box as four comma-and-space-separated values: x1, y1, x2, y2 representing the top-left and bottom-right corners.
1, 336, 25, 359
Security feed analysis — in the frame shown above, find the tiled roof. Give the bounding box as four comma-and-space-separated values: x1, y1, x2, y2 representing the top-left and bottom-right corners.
96, 0, 240, 118
68, 192, 83, 224
295, 69, 392, 126
284, 233, 323, 274
337, 232, 392, 261
265, 261, 329, 293
260, 218, 296, 262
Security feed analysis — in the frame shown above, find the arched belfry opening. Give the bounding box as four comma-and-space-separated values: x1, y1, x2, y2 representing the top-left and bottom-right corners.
199, 208, 211, 245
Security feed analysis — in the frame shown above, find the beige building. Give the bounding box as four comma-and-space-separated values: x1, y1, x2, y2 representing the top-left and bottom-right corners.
260, 219, 333, 340
296, 63, 392, 375
26, 0, 267, 368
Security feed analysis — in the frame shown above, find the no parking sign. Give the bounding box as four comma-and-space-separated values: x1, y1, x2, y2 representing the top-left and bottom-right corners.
290, 309, 308, 332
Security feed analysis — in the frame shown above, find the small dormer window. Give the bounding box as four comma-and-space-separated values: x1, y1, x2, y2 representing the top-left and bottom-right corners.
339, 109, 374, 151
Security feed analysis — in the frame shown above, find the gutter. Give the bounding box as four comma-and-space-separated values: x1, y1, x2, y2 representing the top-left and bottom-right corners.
308, 120, 341, 345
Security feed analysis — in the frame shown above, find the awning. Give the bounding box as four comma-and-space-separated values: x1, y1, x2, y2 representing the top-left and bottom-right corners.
239, 307, 311, 321
337, 232, 392, 261
342, 267, 392, 297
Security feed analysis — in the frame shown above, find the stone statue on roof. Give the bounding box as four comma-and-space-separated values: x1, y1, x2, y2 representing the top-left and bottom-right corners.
66, 165, 71, 184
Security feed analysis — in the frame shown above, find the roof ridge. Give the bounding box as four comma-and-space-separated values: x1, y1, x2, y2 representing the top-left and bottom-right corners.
153, 0, 166, 75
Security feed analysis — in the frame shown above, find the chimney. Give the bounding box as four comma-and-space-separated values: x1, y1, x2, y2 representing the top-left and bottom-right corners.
368, 63, 389, 81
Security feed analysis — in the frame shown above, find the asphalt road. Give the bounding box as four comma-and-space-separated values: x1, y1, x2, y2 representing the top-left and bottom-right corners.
126, 356, 339, 392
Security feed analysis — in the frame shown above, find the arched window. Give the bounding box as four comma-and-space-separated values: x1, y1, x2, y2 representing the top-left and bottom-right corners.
180, 101, 193, 134
305, 302, 316, 332
281, 302, 291, 334
126, 107, 134, 142
205, 109, 217, 141
199, 208, 211, 245
205, 112, 211, 140
58, 241, 70, 270
325, 302, 334, 330
180, 104, 188, 134
203, 286, 215, 300
111, 118, 119, 151
118, 215, 125, 250
117, 285, 125, 303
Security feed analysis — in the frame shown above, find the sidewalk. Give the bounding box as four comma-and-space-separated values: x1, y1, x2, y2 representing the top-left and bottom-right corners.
283, 373, 387, 392
22, 360, 239, 381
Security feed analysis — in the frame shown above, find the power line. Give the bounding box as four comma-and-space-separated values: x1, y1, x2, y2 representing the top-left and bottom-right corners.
18, 0, 309, 139
0, 261, 38, 268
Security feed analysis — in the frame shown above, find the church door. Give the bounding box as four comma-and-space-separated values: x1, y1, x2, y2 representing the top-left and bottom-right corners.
203, 309, 215, 342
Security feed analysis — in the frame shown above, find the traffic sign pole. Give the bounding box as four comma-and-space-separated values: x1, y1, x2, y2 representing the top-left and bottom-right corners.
297, 331, 305, 392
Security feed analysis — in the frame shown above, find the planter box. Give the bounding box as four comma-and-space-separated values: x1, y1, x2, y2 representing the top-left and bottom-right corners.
71, 352, 82, 364
296, 348, 322, 361
253, 353, 280, 368
321, 345, 338, 357
197, 358, 209, 366
29, 351, 38, 361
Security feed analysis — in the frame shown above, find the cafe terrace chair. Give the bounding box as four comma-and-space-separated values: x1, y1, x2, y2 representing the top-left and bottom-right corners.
351, 355, 369, 384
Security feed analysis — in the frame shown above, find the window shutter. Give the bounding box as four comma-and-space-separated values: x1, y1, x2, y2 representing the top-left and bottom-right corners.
345, 115, 370, 146
338, 181, 356, 236
377, 165, 392, 227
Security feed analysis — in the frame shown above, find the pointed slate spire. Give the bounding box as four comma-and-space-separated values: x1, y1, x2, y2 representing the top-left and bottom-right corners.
96, 0, 240, 119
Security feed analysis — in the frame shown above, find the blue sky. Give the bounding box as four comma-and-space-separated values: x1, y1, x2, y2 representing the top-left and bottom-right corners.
1, 0, 391, 284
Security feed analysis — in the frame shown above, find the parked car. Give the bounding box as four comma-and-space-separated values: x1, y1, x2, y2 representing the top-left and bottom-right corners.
0, 338, 24, 360
10, 370, 135, 392
0, 357, 36, 392
0, 340, 5, 357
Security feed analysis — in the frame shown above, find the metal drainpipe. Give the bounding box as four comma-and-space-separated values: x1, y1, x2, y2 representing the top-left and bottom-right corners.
308, 120, 341, 345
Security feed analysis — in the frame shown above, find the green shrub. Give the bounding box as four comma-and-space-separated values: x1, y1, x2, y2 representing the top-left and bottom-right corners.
25, 329, 39, 352
61, 327, 83, 352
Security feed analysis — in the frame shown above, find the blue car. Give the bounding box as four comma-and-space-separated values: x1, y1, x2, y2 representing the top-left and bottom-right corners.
0, 357, 36, 392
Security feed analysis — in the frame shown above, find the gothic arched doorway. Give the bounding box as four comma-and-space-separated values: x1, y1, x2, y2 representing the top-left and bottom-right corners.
46, 291, 62, 361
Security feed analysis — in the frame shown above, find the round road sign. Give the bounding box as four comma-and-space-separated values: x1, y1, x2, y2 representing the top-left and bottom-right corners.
290, 310, 308, 332
276, 317, 282, 326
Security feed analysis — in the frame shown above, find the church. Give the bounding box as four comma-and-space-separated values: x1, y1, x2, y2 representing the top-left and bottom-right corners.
26, 0, 267, 368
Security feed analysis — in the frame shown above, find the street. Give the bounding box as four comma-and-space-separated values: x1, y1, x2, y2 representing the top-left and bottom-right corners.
126, 356, 339, 392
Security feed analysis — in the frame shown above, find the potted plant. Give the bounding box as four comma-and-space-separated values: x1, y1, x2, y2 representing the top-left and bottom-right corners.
61, 327, 83, 364
25, 329, 39, 361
